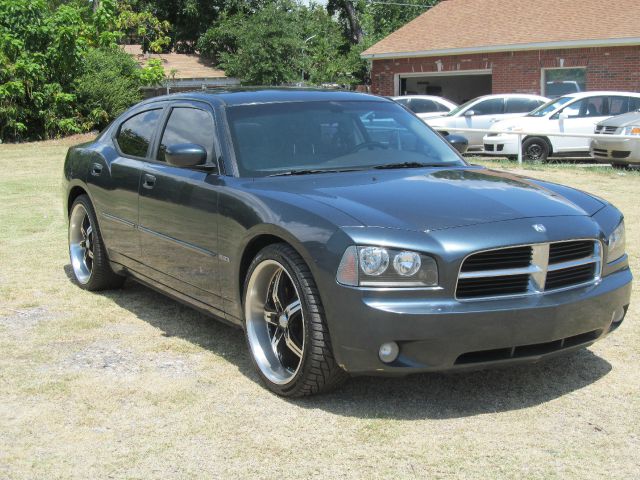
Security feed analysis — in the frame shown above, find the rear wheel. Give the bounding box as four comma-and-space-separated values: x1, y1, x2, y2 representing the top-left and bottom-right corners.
243, 243, 347, 397
68, 195, 125, 291
522, 137, 550, 162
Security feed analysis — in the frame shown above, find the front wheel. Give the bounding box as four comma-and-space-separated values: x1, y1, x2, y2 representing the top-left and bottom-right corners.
243, 243, 347, 397
522, 137, 550, 162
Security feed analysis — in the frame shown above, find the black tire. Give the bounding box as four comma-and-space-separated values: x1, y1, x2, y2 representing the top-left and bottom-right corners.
522, 137, 550, 162
612, 162, 629, 170
68, 194, 125, 291
242, 243, 347, 397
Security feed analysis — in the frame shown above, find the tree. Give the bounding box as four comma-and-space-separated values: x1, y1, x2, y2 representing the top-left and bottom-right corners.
213, 2, 305, 85
74, 47, 142, 129
327, 0, 363, 45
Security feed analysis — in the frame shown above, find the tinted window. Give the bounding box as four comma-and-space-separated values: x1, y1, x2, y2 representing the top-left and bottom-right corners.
557, 96, 607, 119
410, 99, 439, 114
505, 98, 542, 114
116, 109, 162, 157
436, 101, 452, 112
158, 107, 215, 162
226, 101, 464, 177
609, 96, 630, 116
630, 97, 640, 112
471, 98, 504, 115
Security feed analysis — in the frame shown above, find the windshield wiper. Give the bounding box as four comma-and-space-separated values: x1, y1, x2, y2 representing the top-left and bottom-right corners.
268, 168, 360, 177
373, 161, 457, 170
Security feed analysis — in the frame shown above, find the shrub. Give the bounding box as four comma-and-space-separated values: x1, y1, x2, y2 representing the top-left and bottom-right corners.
74, 48, 142, 130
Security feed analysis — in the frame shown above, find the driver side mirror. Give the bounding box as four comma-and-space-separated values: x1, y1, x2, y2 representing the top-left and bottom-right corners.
165, 143, 207, 168
558, 111, 569, 120
464, 109, 475, 117
445, 134, 469, 154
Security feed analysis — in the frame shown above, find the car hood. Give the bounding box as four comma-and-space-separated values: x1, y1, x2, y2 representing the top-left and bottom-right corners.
251, 167, 605, 232
597, 111, 640, 128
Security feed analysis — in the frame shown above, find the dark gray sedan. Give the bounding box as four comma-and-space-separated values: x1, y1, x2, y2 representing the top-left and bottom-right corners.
63, 89, 631, 397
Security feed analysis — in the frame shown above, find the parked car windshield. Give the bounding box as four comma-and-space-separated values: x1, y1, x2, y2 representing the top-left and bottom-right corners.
226, 100, 465, 177
445, 98, 478, 116
527, 96, 573, 117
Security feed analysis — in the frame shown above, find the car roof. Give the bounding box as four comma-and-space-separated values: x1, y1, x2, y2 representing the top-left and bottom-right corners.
472, 93, 548, 101
137, 88, 387, 107
559, 91, 640, 99
391, 95, 448, 101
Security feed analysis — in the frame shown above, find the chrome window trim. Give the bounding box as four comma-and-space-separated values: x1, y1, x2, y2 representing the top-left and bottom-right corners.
455, 238, 603, 302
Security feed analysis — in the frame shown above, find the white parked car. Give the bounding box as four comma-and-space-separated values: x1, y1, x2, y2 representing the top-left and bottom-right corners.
483, 92, 640, 161
426, 94, 548, 151
591, 110, 640, 167
390, 95, 457, 120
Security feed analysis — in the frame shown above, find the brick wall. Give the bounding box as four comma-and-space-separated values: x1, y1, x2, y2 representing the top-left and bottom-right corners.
370, 46, 640, 96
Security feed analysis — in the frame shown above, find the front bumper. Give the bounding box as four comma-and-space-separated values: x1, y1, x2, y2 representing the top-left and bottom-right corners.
330, 267, 631, 375
482, 133, 521, 156
591, 137, 640, 164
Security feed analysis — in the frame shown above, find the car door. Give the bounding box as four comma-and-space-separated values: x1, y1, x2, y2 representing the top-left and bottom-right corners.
554, 96, 609, 152
459, 97, 505, 148
90, 107, 164, 264
137, 101, 224, 308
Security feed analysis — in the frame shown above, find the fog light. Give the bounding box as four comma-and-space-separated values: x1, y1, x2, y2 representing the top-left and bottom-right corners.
612, 307, 625, 324
378, 342, 399, 363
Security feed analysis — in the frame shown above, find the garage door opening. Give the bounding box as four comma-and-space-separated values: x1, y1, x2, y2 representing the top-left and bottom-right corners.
398, 72, 492, 105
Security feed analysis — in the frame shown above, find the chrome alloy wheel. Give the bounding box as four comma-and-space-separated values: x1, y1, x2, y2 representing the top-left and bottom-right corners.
245, 260, 305, 385
69, 203, 94, 284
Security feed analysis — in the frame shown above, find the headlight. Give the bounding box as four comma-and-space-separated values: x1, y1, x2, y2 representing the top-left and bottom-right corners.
607, 221, 626, 263
337, 246, 438, 287
622, 126, 640, 136
359, 247, 389, 276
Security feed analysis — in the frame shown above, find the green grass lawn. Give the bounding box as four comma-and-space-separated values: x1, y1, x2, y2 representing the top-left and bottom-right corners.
1, 136, 639, 479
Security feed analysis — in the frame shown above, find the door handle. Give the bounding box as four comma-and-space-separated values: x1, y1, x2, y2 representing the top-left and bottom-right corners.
143, 173, 156, 189
90, 163, 103, 176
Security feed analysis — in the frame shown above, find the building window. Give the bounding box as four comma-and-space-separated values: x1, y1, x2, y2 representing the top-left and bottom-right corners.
542, 68, 586, 98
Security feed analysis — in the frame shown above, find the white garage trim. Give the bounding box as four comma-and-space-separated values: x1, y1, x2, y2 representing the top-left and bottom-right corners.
395, 69, 492, 96
363, 37, 640, 60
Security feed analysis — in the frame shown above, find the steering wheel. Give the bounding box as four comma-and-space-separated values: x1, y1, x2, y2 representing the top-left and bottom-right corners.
351, 141, 388, 152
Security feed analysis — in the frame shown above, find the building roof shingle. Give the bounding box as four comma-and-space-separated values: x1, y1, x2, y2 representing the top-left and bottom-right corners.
122, 44, 227, 79
362, 0, 640, 58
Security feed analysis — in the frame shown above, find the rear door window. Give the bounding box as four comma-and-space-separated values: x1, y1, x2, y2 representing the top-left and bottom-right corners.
608, 96, 630, 116
116, 109, 162, 158
157, 107, 215, 163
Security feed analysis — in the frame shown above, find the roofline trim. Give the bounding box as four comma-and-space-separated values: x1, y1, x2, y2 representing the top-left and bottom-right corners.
362, 37, 640, 60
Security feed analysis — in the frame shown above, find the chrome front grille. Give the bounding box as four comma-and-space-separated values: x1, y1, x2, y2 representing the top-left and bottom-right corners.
594, 125, 618, 135
456, 240, 601, 300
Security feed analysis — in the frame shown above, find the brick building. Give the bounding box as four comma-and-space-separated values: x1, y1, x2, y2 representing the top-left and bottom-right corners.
362, 0, 640, 103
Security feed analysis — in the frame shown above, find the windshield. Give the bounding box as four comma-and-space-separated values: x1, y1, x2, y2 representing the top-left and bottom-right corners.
226, 100, 465, 177
527, 96, 573, 117
445, 98, 477, 117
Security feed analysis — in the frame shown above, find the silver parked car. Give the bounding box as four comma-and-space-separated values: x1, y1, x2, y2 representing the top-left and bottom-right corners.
591, 110, 640, 166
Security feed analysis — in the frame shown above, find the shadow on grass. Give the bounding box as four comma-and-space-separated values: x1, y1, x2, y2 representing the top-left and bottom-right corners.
68, 266, 613, 420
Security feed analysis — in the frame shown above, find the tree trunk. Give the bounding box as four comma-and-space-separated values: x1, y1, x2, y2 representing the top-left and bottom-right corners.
341, 1, 364, 44
92, 0, 100, 13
